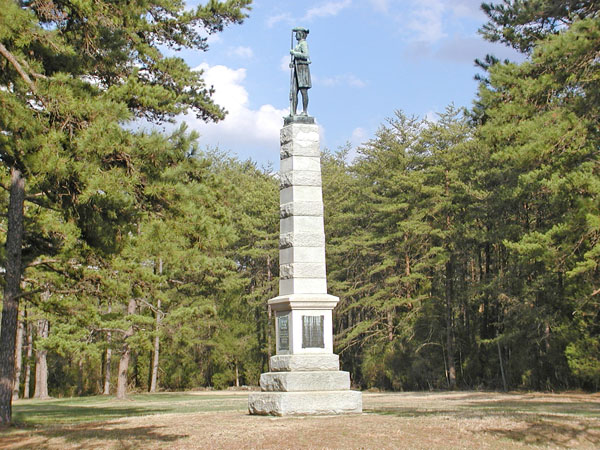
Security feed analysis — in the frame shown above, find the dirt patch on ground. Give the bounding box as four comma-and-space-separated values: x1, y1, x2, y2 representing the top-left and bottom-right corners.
2, 391, 599, 449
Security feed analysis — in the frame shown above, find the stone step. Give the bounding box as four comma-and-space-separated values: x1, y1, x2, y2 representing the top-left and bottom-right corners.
248, 390, 362, 416
260, 371, 350, 392
269, 354, 339, 372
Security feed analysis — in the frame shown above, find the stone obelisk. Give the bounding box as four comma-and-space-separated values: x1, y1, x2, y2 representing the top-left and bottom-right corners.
248, 27, 362, 416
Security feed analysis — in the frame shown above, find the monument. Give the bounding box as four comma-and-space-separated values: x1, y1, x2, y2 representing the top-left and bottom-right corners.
248, 28, 362, 416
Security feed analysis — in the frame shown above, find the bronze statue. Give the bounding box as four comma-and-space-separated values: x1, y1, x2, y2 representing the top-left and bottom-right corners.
289, 27, 311, 117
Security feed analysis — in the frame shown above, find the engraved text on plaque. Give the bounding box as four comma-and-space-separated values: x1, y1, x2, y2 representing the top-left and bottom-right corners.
302, 315, 324, 348
278, 315, 289, 351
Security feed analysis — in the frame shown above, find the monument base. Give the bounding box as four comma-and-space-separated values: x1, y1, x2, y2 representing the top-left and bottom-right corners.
269, 354, 340, 372
248, 390, 362, 416
248, 354, 362, 416
284, 114, 315, 125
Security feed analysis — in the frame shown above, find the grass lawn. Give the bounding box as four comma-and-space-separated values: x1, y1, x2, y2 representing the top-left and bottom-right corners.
11, 392, 248, 426
1, 391, 599, 449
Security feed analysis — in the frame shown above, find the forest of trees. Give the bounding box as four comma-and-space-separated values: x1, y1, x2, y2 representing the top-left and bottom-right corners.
2, 0, 599, 425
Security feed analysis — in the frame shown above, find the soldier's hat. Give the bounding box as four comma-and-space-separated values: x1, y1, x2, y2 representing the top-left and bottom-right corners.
292, 27, 309, 34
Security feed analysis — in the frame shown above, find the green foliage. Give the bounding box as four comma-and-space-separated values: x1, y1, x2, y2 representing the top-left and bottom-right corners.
323, 11, 600, 389
7, 0, 600, 399
566, 336, 600, 389
480, 0, 599, 53
2, 0, 255, 402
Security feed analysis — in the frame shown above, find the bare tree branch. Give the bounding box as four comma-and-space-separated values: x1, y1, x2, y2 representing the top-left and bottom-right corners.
13, 288, 45, 301
136, 297, 165, 318
0, 42, 36, 92
27, 259, 60, 268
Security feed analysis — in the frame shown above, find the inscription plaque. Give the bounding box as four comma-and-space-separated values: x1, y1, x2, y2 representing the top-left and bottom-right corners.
302, 315, 324, 348
278, 315, 289, 351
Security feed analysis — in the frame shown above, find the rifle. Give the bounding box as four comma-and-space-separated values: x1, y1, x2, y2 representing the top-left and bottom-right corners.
289, 29, 294, 116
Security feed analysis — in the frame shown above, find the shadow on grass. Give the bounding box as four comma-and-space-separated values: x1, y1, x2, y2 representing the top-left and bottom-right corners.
468, 400, 600, 417
367, 398, 600, 448
485, 420, 600, 448
13, 404, 170, 426
2, 423, 187, 449
10, 393, 249, 427
128, 393, 244, 402
367, 397, 600, 418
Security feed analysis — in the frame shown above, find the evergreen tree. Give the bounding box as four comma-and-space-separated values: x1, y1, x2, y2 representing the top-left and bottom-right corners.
476, 13, 600, 388
323, 113, 472, 390
0, 0, 251, 423
480, 0, 600, 53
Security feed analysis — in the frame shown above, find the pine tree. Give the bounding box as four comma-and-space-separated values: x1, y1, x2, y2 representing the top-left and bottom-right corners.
476, 14, 600, 389
0, 0, 251, 423
323, 114, 454, 389
480, 0, 600, 53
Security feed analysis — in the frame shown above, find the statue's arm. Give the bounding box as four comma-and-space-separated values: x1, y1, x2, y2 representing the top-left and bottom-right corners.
290, 42, 309, 60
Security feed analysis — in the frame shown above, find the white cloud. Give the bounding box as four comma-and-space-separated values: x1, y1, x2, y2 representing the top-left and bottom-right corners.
228, 46, 254, 59
280, 55, 291, 72
351, 127, 368, 146
196, 26, 222, 46
341, 127, 370, 162
184, 64, 288, 158
447, 0, 485, 19
266, 12, 293, 28
304, 0, 352, 21
369, 0, 389, 12
400, 0, 487, 44
313, 73, 366, 88
408, 0, 447, 43
435, 35, 524, 64
346, 75, 367, 88
206, 34, 222, 45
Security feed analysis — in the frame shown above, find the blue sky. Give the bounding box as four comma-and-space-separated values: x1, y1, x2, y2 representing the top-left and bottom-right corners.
170, 0, 522, 167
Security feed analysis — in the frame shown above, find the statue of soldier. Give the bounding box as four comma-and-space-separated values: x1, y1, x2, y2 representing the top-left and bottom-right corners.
289, 27, 311, 116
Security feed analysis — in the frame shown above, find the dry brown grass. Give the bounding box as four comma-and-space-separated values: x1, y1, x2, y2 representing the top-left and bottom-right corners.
2, 391, 599, 449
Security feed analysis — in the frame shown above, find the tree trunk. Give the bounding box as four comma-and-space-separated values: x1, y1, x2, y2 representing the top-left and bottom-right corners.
116, 298, 136, 399
235, 362, 239, 388
103, 303, 112, 395
103, 344, 112, 395
33, 317, 50, 399
443, 170, 457, 390
23, 316, 32, 399
497, 337, 507, 392
149, 298, 161, 393
0, 167, 25, 424
147, 350, 153, 391
482, 243, 491, 339
445, 259, 457, 389
386, 309, 394, 342
132, 352, 139, 389
149, 259, 162, 393
12, 308, 25, 401
77, 358, 84, 396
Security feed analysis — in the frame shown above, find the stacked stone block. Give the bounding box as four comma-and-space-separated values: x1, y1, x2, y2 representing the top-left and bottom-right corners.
248, 122, 362, 416
278, 123, 327, 296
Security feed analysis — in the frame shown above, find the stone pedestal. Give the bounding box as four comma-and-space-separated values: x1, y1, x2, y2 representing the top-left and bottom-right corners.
248, 120, 362, 416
